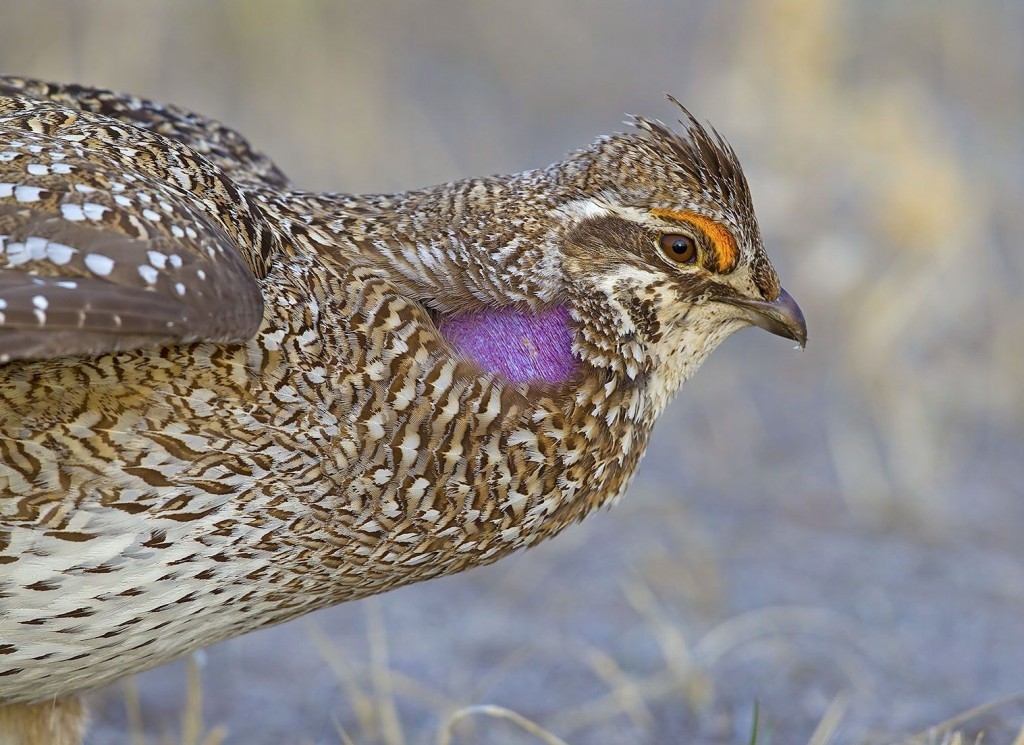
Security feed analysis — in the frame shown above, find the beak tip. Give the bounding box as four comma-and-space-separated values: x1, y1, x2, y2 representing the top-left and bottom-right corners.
788, 317, 808, 350
719, 286, 807, 348
776, 288, 808, 349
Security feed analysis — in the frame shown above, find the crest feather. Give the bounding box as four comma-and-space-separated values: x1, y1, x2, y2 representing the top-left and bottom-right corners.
629, 95, 753, 214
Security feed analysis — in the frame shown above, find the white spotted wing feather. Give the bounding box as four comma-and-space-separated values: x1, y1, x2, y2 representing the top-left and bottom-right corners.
0, 96, 265, 362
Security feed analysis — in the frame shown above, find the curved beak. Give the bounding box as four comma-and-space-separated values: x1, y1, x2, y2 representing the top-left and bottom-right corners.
719, 287, 807, 348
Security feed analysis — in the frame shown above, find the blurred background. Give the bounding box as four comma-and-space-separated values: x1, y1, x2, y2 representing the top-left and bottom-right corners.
1, 1, 1022, 743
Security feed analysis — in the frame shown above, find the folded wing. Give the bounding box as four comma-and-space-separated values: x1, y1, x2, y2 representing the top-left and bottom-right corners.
0, 94, 266, 363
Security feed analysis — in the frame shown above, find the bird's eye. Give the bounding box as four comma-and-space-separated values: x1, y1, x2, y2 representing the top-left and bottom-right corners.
659, 234, 697, 264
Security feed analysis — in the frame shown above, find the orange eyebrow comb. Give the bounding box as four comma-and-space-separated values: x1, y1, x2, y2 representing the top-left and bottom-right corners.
651, 208, 739, 273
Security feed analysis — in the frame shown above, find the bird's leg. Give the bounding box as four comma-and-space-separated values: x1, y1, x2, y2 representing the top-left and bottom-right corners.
0, 696, 88, 745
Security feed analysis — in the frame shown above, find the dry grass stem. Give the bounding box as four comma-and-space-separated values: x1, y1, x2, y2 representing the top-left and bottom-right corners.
582, 647, 656, 731
307, 621, 381, 737
438, 704, 572, 745
622, 579, 697, 689
367, 600, 406, 745
898, 690, 1024, 745
806, 691, 849, 745
548, 668, 695, 736
691, 606, 861, 668
331, 714, 359, 745
122, 677, 146, 745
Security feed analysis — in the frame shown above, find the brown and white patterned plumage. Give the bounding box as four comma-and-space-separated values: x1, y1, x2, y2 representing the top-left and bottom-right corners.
0, 77, 805, 743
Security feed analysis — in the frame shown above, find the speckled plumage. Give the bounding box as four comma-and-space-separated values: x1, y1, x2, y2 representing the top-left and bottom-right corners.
0, 77, 805, 743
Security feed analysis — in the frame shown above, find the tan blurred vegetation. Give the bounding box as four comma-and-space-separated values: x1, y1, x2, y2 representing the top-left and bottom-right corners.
1, 0, 1022, 743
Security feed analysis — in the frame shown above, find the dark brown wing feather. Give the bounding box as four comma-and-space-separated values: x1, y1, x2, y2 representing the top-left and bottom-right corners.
0, 89, 266, 362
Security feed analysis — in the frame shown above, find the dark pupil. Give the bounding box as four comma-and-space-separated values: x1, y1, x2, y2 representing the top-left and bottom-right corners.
672, 238, 691, 254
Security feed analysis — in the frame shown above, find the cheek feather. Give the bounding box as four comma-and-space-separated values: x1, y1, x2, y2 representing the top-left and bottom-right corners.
650, 208, 739, 273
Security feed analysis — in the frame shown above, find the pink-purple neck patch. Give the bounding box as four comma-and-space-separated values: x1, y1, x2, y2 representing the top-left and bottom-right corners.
437, 305, 578, 385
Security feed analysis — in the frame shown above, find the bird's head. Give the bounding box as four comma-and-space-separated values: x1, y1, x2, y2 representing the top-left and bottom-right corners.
542, 101, 806, 412
368, 100, 804, 417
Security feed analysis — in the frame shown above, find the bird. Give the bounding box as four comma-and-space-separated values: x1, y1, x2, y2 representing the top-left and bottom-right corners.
0, 76, 805, 745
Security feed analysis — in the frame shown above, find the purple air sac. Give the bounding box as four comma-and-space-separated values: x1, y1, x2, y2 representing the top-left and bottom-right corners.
437, 305, 578, 385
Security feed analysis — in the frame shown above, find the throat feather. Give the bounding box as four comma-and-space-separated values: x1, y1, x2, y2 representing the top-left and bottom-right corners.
437, 306, 578, 385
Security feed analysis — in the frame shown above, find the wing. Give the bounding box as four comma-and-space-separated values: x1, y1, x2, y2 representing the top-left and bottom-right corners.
0, 75, 291, 191
0, 93, 266, 363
